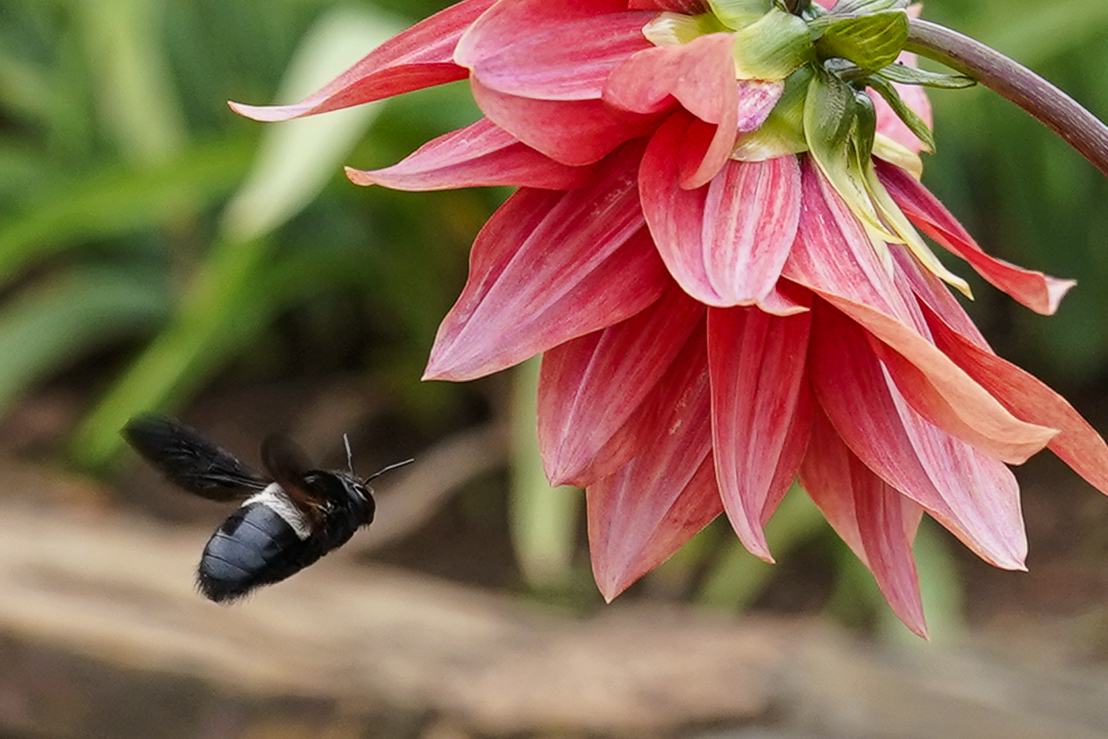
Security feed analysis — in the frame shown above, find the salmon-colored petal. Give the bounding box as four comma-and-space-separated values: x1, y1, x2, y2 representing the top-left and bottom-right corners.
604, 33, 738, 122
801, 409, 928, 638
879, 161, 1075, 315
425, 146, 666, 380
345, 117, 592, 191
809, 302, 1028, 570
455, 0, 629, 69
702, 157, 802, 303
783, 161, 1057, 464
707, 299, 812, 560
538, 282, 704, 486
472, 13, 654, 100
605, 33, 745, 188
472, 78, 657, 166
890, 246, 990, 347
922, 301, 1108, 496
585, 337, 718, 600
230, 0, 493, 121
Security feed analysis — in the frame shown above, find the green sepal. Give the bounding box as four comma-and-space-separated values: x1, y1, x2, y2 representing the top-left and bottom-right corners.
827, 0, 909, 15
643, 12, 730, 46
851, 87, 878, 164
733, 8, 814, 80
878, 62, 976, 89
866, 75, 936, 152
813, 11, 909, 73
708, 0, 773, 30
803, 70, 897, 241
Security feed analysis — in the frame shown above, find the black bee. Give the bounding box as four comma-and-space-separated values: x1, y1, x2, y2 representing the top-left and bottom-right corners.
123, 414, 411, 602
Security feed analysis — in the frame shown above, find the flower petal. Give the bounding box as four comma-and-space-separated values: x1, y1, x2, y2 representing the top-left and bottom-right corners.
585, 335, 719, 600
472, 13, 654, 101
538, 282, 704, 486
809, 302, 1027, 570
801, 409, 928, 638
472, 78, 657, 166
879, 161, 1075, 315
425, 145, 666, 380
702, 156, 802, 303
783, 161, 1057, 464
708, 298, 812, 560
230, 0, 493, 121
605, 33, 742, 187
455, 0, 629, 69
345, 117, 592, 190
922, 300, 1108, 497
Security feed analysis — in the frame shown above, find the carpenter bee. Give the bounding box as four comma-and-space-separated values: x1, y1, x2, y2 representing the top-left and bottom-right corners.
123, 414, 412, 602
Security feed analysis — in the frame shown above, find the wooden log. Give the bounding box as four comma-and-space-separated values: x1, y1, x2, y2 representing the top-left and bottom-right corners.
2, 463, 1108, 739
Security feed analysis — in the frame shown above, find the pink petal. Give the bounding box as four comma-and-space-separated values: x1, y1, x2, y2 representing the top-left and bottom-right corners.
889, 246, 990, 347
472, 13, 654, 101
922, 300, 1108, 497
783, 161, 1057, 464
585, 337, 720, 600
604, 33, 736, 122
230, 0, 493, 121
809, 302, 1028, 570
538, 282, 705, 486
707, 298, 812, 560
801, 409, 928, 638
425, 146, 667, 380
640, 114, 717, 300
701, 156, 802, 303
472, 78, 657, 166
589, 455, 722, 601
605, 33, 745, 187
345, 117, 592, 191
879, 161, 1075, 315
647, 113, 802, 310
455, 0, 629, 69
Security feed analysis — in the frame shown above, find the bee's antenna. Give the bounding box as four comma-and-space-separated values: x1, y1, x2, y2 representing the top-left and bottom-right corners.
343, 433, 355, 476
364, 458, 415, 483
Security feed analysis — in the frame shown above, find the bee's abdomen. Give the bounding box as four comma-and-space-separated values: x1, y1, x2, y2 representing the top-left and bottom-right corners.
197, 503, 310, 602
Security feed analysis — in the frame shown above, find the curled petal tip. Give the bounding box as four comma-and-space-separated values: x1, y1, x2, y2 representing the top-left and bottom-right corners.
227, 99, 303, 122
345, 166, 375, 186
1045, 277, 1078, 314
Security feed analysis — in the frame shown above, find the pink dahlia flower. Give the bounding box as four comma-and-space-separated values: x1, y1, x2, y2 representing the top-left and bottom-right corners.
233, 0, 1108, 636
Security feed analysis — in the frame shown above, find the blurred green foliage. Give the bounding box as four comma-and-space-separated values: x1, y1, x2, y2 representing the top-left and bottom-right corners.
1, 0, 1107, 635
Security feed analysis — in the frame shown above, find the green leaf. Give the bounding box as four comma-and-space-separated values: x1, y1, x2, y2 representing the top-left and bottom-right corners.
867, 74, 936, 151
732, 7, 814, 80
878, 62, 975, 89
0, 270, 167, 416
221, 5, 405, 242
71, 235, 273, 470
509, 357, 582, 590
827, 0, 909, 16
814, 10, 909, 72
0, 138, 254, 289
707, 0, 772, 30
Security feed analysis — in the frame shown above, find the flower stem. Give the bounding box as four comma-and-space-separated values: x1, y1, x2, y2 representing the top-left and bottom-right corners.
906, 18, 1108, 178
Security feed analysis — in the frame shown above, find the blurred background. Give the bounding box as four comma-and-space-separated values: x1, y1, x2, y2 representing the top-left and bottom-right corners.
2, 0, 1108, 737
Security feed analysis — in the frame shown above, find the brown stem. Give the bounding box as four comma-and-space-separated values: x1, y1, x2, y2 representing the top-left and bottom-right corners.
906, 18, 1108, 178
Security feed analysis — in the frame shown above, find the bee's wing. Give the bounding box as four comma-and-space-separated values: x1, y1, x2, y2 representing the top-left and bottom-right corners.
260, 434, 328, 523
123, 415, 268, 501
